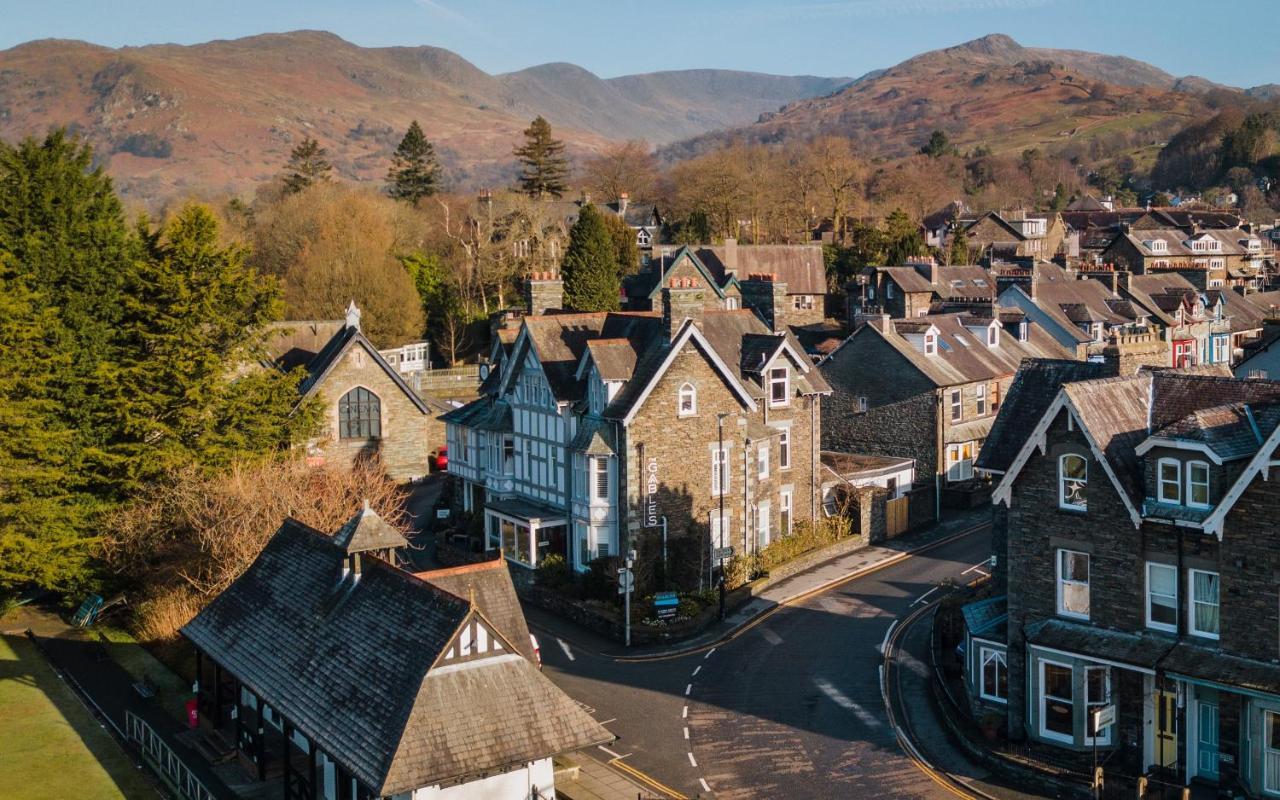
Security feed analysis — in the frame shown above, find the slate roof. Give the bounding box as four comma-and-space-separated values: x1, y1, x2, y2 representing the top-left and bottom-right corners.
1206, 290, 1270, 334
1019, 264, 1147, 344
416, 558, 535, 663
585, 339, 641, 382
1150, 401, 1280, 461
976, 359, 1111, 473
824, 311, 1073, 389
439, 397, 512, 432
623, 247, 729, 304
697, 244, 826, 295
264, 319, 346, 371
879, 265, 994, 302
183, 520, 609, 795
521, 312, 662, 402
1122, 273, 1202, 327
961, 596, 1007, 641
297, 323, 431, 414
331, 503, 410, 554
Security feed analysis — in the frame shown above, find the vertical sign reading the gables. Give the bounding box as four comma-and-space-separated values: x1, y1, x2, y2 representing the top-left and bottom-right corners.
645, 457, 659, 527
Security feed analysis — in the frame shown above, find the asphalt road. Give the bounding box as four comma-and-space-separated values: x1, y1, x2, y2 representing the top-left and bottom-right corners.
533, 526, 996, 800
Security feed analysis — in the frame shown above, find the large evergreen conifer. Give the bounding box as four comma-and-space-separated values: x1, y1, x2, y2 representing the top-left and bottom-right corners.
562, 204, 620, 312
386, 121, 441, 202
514, 116, 570, 199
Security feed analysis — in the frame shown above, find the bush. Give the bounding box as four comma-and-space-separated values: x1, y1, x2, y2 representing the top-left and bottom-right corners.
581, 555, 621, 602
535, 553, 571, 591
114, 132, 172, 158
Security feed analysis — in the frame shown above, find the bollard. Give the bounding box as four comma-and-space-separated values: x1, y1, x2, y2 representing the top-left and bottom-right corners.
1136, 775, 1147, 799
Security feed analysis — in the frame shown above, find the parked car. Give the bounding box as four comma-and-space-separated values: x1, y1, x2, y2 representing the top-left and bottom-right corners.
430, 446, 448, 472
530, 634, 541, 669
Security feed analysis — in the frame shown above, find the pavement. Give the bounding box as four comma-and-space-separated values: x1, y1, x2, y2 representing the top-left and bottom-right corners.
532, 507, 1018, 800
402, 473, 446, 570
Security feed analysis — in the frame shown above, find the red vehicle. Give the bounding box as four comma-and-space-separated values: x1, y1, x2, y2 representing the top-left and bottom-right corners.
431, 446, 448, 472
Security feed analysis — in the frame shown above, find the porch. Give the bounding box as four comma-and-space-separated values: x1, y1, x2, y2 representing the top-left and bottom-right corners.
484, 497, 568, 569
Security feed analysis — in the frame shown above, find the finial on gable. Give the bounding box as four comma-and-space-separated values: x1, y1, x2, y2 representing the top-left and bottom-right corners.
345, 300, 362, 331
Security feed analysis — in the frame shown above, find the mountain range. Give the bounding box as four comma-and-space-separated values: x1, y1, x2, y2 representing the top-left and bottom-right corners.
0, 30, 846, 202
0, 31, 1271, 204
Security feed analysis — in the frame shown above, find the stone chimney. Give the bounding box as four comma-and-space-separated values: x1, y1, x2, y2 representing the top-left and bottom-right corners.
618, 191, 629, 216
1028, 263, 1039, 302
524, 271, 564, 316
722, 237, 739, 277
662, 276, 706, 340
739, 273, 789, 333
906, 256, 938, 284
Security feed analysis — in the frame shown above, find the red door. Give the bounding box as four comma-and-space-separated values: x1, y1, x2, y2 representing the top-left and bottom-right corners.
1173, 339, 1195, 368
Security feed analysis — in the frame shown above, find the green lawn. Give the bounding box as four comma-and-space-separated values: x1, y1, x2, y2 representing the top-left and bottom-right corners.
0, 634, 157, 799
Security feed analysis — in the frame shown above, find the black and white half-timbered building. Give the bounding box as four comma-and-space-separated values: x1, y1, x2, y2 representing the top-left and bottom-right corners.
182, 504, 610, 800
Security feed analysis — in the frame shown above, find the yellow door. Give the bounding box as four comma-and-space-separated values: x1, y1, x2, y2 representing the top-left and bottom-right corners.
1155, 690, 1178, 768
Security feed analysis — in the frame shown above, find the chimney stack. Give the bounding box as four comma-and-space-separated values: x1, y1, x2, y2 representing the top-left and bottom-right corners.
618, 191, 629, 216
740, 273, 789, 333
524, 271, 564, 316
723, 237, 739, 277
662, 276, 706, 340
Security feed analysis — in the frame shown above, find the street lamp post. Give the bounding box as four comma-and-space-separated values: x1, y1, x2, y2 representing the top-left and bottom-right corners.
716, 412, 730, 620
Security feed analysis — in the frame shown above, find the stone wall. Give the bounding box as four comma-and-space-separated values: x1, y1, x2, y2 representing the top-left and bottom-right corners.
308, 344, 433, 481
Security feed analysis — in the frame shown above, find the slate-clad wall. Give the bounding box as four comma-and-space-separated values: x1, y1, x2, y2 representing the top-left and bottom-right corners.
310, 346, 432, 481
820, 330, 938, 476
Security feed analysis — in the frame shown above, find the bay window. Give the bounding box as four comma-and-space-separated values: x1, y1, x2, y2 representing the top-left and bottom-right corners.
980, 647, 1007, 703
1040, 661, 1074, 743
1085, 666, 1111, 745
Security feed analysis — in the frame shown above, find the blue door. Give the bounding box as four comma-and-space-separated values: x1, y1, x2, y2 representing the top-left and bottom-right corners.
1198, 701, 1220, 780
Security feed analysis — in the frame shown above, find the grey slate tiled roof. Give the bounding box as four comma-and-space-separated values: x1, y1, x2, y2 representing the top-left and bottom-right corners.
976, 359, 1111, 473
331, 503, 410, 554
416, 559, 535, 663
298, 323, 431, 415
522, 312, 663, 402
1150, 401, 1280, 461
961, 596, 1007, 641
182, 520, 610, 795
697, 244, 826, 295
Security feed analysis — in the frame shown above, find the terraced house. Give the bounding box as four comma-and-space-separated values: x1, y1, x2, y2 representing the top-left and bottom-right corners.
443, 275, 830, 591
988, 370, 1280, 797
1101, 225, 1270, 291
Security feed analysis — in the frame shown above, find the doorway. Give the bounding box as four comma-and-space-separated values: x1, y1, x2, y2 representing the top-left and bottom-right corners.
1196, 700, 1219, 781
1155, 689, 1178, 769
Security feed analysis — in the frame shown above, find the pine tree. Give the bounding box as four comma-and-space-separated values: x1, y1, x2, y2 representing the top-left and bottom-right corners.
115, 204, 313, 486
600, 211, 640, 276
561, 204, 620, 312
947, 226, 971, 266
883, 209, 924, 265
386, 121, 441, 202
283, 136, 332, 194
514, 116, 570, 199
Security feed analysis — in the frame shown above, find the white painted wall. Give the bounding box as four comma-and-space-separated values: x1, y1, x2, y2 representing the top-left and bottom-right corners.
406, 758, 555, 800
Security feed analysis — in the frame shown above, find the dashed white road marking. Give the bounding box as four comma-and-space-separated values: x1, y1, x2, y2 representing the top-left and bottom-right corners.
683, 726, 689, 739
685, 683, 692, 696
879, 620, 898, 655
687, 752, 698, 768
599, 718, 616, 725
700, 778, 711, 792
692, 665, 701, 677
758, 626, 783, 646
598, 745, 625, 760
704, 647, 716, 659
682, 705, 688, 718
815, 676, 882, 729
910, 586, 939, 606
962, 560, 990, 575
557, 638, 575, 661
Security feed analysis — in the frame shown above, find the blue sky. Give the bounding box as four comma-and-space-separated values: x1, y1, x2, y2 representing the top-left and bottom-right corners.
4, 0, 1276, 88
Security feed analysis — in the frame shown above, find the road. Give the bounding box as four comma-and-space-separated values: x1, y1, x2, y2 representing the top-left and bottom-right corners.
533, 525, 998, 799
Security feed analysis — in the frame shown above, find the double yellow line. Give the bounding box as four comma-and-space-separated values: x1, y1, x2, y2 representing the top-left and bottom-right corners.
607, 756, 689, 800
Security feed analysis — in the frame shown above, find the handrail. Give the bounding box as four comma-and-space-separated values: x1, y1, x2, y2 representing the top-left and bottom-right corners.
125, 710, 218, 800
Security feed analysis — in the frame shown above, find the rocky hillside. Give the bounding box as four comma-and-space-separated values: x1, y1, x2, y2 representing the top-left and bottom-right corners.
0, 31, 848, 203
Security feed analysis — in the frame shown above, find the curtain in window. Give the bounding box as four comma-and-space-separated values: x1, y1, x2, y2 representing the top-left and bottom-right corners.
1194, 571, 1220, 635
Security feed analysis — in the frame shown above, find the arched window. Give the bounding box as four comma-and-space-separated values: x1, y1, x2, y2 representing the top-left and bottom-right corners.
339, 387, 381, 439
1059, 454, 1087, 510
678, 382, 697, 417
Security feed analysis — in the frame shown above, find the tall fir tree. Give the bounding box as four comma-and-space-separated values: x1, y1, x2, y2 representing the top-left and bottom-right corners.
386, 120, 441, 202
283, 136, 332, 194
561, 204, 620, 312
514, 116, 570, 199
115, 204, 315, 486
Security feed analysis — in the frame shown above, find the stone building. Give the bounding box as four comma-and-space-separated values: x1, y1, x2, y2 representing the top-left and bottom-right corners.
293, 303, 436, 481
954, 210, 1068, 263
981, 369, 1280, 797
1101, 225, 1270, 291
847, 260, 996, 323
443, 275, 830, 592
819, 311, 1072, 488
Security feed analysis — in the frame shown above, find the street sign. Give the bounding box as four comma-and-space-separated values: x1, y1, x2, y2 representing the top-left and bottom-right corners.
654, 592, 679, 621
1091, 704, 1116, 730
712, 546, 735, 562
617, 568, 634, 594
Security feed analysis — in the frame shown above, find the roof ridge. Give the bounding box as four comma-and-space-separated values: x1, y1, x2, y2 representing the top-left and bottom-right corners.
414, 558, 506, 581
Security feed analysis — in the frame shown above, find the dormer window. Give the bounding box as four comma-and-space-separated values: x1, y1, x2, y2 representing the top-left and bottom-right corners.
637, 229, 651, 247
924, 333, 937, 355
1145, 239, 1167, 253
1157, 458, 1181, 504
678, 382, 697, 417
1091, 322, 1104, 342
987, 325, 998, 347
886, 282, 895, 300
1187, 461, 1210, 508
769, 367, 790, 407
1018, 321, 1029, 342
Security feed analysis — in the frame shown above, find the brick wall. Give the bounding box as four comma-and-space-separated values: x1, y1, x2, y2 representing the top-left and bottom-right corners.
308, 345, 433, 481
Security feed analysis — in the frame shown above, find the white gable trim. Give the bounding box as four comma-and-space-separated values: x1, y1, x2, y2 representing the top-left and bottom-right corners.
1201, 422, 1280, 539
620, 320, 757, 425
1133, 437, 1224, 465
498, 327, 538, 398
760, 338, 813, 377
992, 391, 1142, 527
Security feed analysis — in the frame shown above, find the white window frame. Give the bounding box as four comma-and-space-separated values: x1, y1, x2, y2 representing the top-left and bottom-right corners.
1056, 549, 1090, 620
1039, 658, 1075, 744
1265, 710, 1280, 795
856, 396, 868, 413
725, 296, 739, 310
1187, 460, 1210, 509
769, 367, 790, 407
709, 512, 730, 550
779, 489, 792, 537
1084, 665, 1112, 746
778, 429, 791, 470
950, 389, 962, 422
946, 442, 974, 482
1058, 453, 1087, 511
678, 382, 697, 418
1189, 569, 1220, 640
924, 333, 936, 355
1145, 562, 1178, 633
1158, 458, 1182, 504
1212, 336, 1229, 363
591, 456, 610, 501
987, 325, 998, 347
976, 384, 987, 416
711, 445, 730, 497
757, 442, 769, 479
979, 647, 1007, 704
757, 500, 771, 549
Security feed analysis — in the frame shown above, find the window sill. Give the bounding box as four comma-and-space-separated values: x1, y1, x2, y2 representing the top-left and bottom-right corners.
1038, 728, 1075, 746
1189, 631, 1220, 642
1056, 611, 1090, 622
979, 694, 1008, 705
1056, 506, 1088, 515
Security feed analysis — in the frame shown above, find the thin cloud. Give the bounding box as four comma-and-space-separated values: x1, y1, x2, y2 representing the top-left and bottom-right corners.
753, 0, 1057, 19
411, 0, 484, 33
